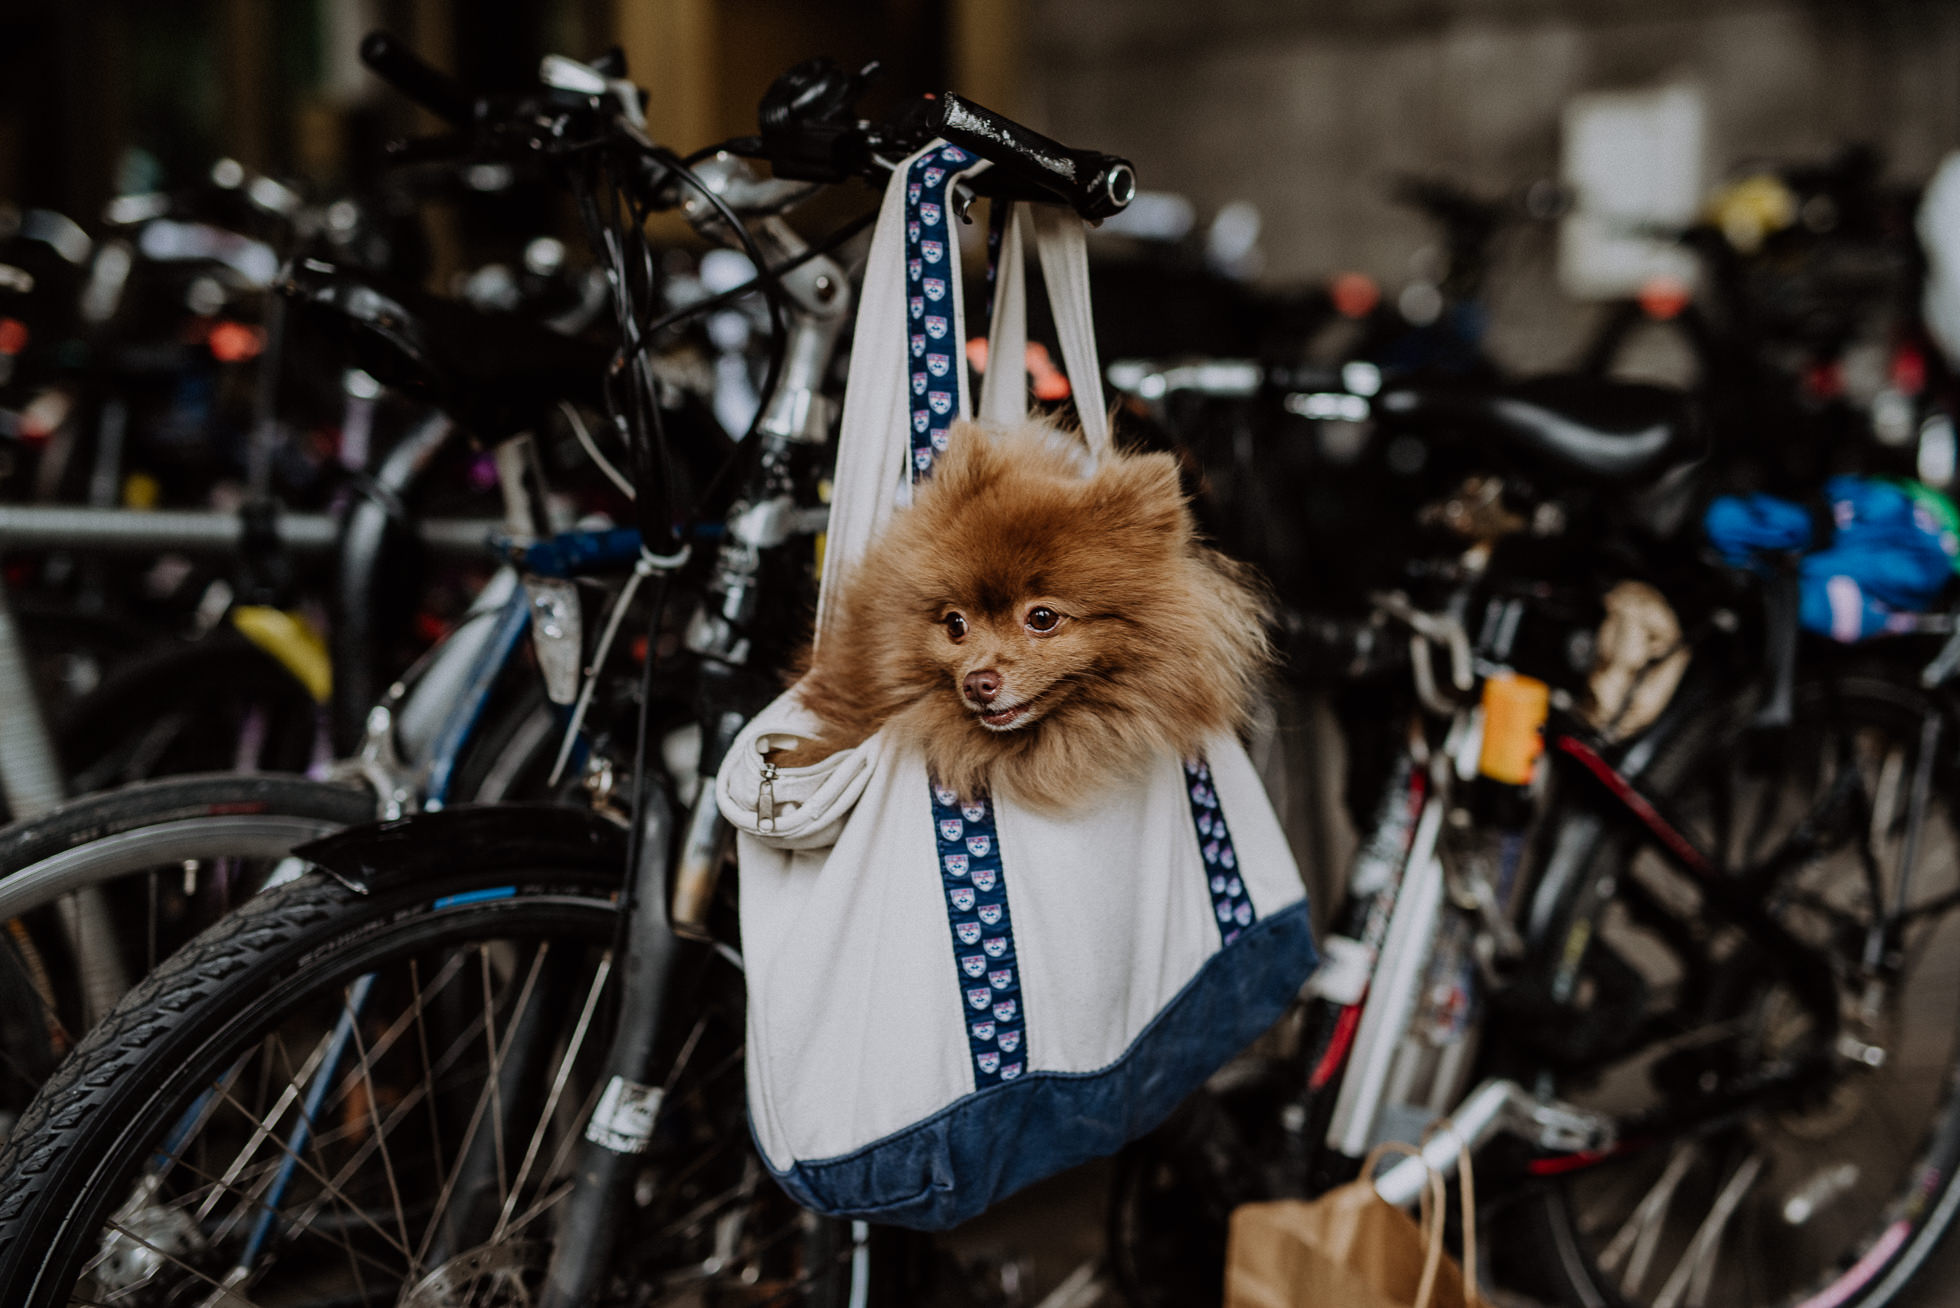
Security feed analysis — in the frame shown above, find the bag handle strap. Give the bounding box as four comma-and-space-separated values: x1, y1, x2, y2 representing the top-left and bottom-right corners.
1360, 1140, 1447, 1308
977, 200, 1111, 457
815, 141, 991, 646
1360, 1123, 1480, 1308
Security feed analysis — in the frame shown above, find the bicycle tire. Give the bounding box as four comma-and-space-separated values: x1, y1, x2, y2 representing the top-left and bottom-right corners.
0, 773, 374, 1131
1498, 672, 1960, 1308
0, 822, 867, 1307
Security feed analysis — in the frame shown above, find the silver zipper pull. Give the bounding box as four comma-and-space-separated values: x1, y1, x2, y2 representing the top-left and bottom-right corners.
755, 736, 781, 833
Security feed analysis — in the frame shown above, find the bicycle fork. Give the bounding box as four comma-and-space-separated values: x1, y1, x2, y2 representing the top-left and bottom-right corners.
540, 784, 680, 1308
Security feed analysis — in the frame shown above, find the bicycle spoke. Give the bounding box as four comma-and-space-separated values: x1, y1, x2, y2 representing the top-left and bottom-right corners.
412, 942, 552, 1269
202, 1078, 417, 1261
344, 982, 419, 1270
1597, 1142, 1698, 1295
191, 1033, 332, 1225
1656, 1151, 1762, 1308
94, 1216, 271, 1307
493, 951, 613, 1240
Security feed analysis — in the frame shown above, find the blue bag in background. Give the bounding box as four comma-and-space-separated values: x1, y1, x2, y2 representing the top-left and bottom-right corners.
1704, 477, 1960, 642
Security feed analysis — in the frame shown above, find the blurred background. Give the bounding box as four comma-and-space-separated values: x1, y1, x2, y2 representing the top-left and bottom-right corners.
6, 0, 1958, 361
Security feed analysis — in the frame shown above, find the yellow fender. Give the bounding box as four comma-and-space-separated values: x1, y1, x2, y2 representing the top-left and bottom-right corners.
230, 606, 332, 704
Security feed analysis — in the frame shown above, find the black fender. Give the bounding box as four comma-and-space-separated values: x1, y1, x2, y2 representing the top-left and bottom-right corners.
294, 803, 627, 892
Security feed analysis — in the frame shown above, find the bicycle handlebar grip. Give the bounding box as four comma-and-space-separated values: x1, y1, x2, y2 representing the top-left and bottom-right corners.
360, 31, 473, 129
929, 94, 1136, 220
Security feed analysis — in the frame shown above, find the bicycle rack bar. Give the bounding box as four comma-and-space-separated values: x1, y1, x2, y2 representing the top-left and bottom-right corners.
1373, 1077, 1615, 1207
0, 581, 133, 1020
0, 505, 502, 557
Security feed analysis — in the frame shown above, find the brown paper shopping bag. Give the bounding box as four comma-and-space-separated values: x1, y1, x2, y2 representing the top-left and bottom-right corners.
1223, 1137, 1486, 1308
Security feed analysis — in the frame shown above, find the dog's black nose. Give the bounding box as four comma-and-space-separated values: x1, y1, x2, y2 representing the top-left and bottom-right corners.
964, 670, 1001, 704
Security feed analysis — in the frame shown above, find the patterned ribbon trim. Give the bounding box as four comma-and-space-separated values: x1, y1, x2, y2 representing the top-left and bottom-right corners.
1185, 758, 1256, 946
902, 142, 982, 481
931, 782, 1028, 1084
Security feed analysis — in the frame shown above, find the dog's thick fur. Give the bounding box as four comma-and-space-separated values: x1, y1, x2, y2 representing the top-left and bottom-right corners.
774, 417, 1271, 808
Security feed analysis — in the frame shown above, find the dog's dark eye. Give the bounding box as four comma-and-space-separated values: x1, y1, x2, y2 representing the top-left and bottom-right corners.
1026, 606, 1060, 633
945, 613, 967, 642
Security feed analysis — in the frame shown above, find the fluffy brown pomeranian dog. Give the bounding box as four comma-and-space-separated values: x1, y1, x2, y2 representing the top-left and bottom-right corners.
771, 417, 1271, 808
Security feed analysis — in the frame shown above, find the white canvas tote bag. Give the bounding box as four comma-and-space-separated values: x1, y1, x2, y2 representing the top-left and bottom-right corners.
717, 140, 1316, 1230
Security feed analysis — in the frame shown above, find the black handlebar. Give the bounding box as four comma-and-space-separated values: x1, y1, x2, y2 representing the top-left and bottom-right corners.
357, 34, 1138, 224
360, 31, 474, 129
926, 94, 1135, 221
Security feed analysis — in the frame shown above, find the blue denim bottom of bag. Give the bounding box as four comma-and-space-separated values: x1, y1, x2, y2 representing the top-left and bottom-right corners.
756, 898, 1317, 1231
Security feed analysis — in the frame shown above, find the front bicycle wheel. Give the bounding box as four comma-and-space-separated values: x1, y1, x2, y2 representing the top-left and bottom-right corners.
0, 773, 376, 1133
1503, 673, 1960, 1308
0, 814, 864, 1307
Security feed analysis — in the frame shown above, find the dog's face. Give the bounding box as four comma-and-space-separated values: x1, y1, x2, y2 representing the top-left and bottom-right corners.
889, 424, 1190, 738
933, 592, 1085, 732
799, 417, 1270, 805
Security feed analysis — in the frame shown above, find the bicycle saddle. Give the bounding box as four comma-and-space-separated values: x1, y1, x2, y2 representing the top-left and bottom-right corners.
283, 258, 609, 441
1376, 375, 1700, 483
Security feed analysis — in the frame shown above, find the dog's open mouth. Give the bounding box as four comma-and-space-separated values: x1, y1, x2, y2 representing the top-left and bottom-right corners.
971, 691, 1047, 731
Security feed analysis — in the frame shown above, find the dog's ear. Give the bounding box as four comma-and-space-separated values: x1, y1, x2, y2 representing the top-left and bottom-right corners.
1090, 450, 1186, 538
928, 420, 1002, 498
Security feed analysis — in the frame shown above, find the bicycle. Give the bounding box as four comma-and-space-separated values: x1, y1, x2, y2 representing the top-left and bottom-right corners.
0, 36, 1142, 1306
1103, 356, 1960, 1307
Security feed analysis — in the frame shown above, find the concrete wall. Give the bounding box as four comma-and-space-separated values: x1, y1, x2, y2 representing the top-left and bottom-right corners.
1022, 0, 1960, 371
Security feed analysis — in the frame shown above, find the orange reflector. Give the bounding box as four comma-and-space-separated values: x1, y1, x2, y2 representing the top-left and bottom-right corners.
0, 317, 28, 355
1478, 673, 1550, 785
1330, 272, 1380, 320
1637, 277, 1691, 321
1027, 342, 1070, 401
209, 321, 266, 363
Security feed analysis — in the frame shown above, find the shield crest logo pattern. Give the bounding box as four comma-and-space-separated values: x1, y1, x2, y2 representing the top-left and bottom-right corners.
912, 372, 927, 395
904, 139, 1030, 1085
928, 762, 1024, 1086
1183, 759, 1259, 950
998, 1030, 1020, 1052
